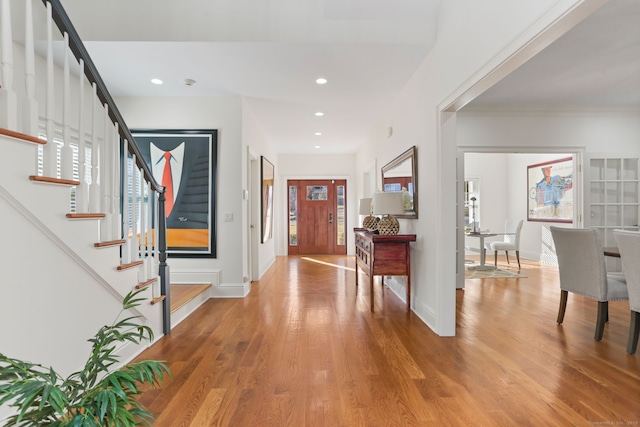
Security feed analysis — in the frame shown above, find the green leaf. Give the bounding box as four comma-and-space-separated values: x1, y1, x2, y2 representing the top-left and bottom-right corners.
0, 290, 171, 426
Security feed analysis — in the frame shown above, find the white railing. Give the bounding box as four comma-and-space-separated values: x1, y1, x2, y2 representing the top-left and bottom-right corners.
0, 0, 171, 333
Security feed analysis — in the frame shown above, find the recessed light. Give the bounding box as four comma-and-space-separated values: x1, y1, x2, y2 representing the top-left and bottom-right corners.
315, 132, 322, 136
151, 78, 163, 85
316, 78, 327, 85
315, 112, 324, 117
314, 145, 321, 149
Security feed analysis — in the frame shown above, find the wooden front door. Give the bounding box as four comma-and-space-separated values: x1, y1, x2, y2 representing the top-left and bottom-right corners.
288, 179, 347, 255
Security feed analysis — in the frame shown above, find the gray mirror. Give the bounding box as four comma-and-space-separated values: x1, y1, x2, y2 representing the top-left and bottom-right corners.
381, 146, 418, 219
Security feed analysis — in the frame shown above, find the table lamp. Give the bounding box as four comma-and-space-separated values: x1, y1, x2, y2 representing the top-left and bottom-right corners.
359, 198, 378, 230
372, 192, 404, 235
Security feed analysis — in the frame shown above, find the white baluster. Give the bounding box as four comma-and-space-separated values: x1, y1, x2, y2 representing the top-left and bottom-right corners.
138, 166, 145, 264
139, 180, 149, 282
104, 123, 120, 240
130, 156, 139, 264
101, 104, 110, 209
22, 0, 38, 136
0, 0, 17, 130
121, 140, 130, 263
89, 83, 100, 212
61, 32, 74, 181
112, 123, 122, 240
43, 2, 57, 177
76, 59, 88, 213
153, 190, 160, 276
146, 188, 155, 280
100, 105, 111, 240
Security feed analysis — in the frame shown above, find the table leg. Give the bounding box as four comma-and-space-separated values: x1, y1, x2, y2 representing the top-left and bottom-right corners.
407, 268, 411, 313
370, 272, 375, 312
468, 235, 497, 271
355, 263, 358, 287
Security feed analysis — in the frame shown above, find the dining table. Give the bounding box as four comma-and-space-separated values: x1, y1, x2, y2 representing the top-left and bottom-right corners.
465, 231, 517, 270
466, 231, 496, 270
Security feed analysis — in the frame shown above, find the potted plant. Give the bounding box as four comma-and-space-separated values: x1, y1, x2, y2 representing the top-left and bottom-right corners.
0, 288, 171, 426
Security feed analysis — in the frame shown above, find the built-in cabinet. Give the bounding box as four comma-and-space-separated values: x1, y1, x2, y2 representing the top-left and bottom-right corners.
588, 157, 639, 246
588, 157, 639, 272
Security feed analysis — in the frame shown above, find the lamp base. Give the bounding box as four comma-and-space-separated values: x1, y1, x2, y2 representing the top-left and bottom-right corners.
378, 215, 399, 235
362, 215, 378, 231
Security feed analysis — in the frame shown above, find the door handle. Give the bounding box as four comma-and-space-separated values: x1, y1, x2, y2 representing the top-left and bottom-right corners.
329, 213, 333, 224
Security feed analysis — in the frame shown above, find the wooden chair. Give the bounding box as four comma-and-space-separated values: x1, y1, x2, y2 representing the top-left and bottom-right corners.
550, 226, 628, 341
613, 229, 640, 354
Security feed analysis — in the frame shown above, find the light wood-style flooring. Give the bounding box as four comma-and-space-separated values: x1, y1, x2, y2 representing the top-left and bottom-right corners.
134, 255, 640, 426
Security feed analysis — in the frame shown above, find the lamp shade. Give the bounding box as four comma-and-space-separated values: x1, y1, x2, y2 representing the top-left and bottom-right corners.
372, 192, 404, 216
359, 198, 372, 215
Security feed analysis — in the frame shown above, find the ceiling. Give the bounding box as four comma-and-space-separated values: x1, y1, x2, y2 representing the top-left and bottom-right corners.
57, 0, 640, 154
59, 0, 441, 154
468, 0, 640, 107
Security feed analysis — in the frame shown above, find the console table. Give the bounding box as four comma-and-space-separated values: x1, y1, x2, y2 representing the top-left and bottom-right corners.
354, 228, 416, 312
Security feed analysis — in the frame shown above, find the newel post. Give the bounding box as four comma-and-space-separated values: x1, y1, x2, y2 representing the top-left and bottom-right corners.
158, 190, 170, 335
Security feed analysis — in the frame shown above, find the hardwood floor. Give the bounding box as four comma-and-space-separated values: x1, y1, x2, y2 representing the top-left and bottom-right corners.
134, 255, 640, 426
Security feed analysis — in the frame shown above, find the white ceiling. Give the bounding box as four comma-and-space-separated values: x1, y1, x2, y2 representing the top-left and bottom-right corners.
57, 0, 640, 154
59, 0, 441, 154
469, 0, 640, 107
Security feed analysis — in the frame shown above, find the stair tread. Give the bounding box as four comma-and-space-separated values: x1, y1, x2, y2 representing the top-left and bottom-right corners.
67, 213, 106, 219
150, 295, 166, 305
29, 175, 81, 186
94, 239, 126, 248
0, 127, 46, 145
170, 283, 211, 314
136, 277, 158, 289
117, 260, 144, 270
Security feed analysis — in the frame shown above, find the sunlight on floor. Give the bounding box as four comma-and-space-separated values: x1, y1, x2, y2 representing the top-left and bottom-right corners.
301, 257, 355, 272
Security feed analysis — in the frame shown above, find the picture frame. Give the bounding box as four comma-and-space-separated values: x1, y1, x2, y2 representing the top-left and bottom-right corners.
261, 156, 275, 243
527, 157, 573, 223
132, 129, 218, 257
381, 146, 418, 218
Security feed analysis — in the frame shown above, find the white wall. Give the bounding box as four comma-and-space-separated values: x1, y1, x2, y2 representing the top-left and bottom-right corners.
356, 0, 593, 336
116, 96, 247, 293
464, 153, 509, 234
242, 102, 278, 279
458, 108, 640, 156
278, 153, 358, 255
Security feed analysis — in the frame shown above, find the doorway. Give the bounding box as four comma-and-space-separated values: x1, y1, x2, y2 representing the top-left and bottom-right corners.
287, 179, 347, 255
457, 151, 582, 289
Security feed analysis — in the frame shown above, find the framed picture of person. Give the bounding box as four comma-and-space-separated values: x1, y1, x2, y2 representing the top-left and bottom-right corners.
132, 129, 218, 257
527, 157, 573, 223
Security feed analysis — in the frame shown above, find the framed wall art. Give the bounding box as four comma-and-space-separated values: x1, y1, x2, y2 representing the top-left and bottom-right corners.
527, 157, 573, 223
132, 129, 218, 257
261, 156, 275, 243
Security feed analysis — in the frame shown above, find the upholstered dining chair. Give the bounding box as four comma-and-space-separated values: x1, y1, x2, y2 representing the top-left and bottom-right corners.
485, 219, 523, 268
613, 229, 640, 354
550, 226, 628, 341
